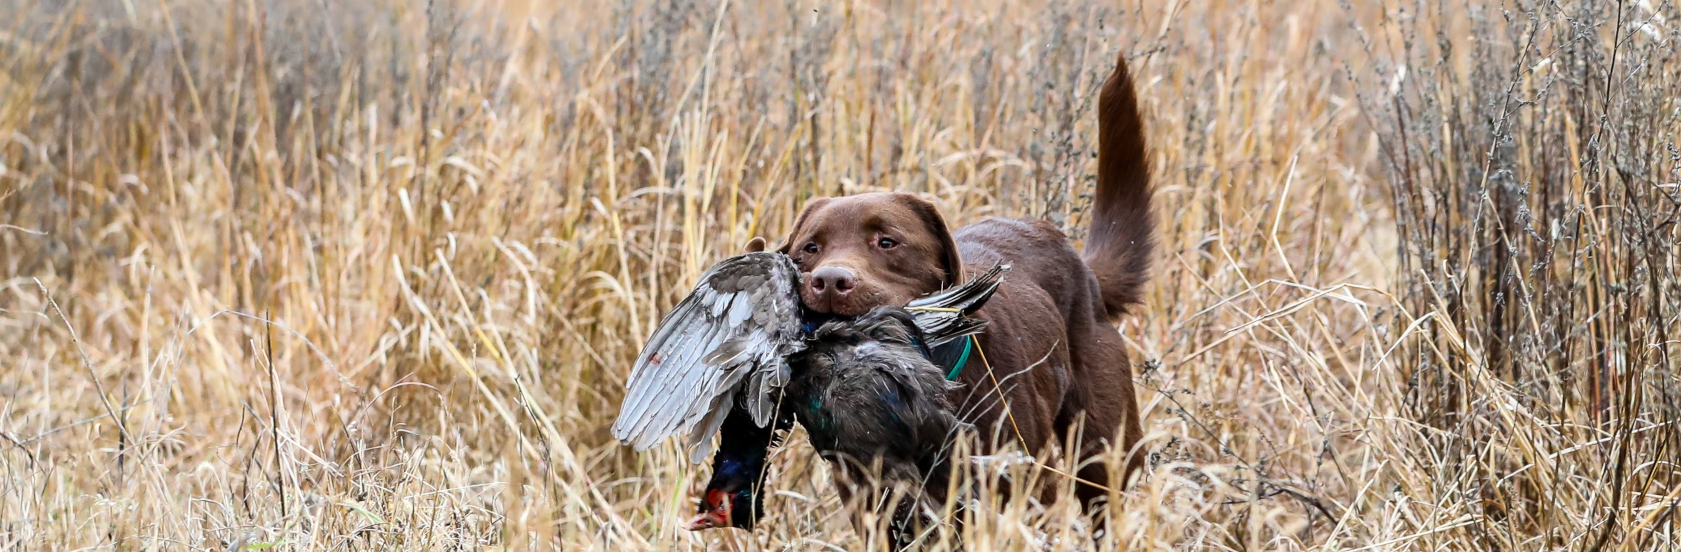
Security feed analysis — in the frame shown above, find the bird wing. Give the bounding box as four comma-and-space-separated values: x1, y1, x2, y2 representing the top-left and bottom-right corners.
612, 252, 806, 463
907, 263, 1009, 346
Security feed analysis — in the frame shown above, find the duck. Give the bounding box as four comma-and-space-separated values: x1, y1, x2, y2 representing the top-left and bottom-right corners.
688, 304, 992, 536
612, 252, 1005, 532
784, 306, 976, 546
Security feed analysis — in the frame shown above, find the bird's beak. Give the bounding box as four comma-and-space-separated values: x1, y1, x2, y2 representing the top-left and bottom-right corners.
684, 511, 728, 531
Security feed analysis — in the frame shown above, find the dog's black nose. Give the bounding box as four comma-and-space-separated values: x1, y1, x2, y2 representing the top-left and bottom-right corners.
810, 266, 857, 295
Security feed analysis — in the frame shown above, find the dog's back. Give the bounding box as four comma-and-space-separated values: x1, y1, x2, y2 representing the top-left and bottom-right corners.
944, 52, 1151, 512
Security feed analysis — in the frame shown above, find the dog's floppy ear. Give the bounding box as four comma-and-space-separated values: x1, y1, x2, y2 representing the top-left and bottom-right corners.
893, 193, 962, 287
743, 237, 767, 253
776, 198, 831, 254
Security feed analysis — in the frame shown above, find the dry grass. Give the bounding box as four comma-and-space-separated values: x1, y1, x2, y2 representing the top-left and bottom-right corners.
2, 0, 1677, 550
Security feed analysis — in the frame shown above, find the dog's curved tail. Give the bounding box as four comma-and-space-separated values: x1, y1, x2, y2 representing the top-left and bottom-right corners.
1083, 52, 1155, 319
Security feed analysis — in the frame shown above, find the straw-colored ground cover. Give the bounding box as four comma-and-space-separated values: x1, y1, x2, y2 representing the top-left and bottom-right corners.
2, 1, 1676, 549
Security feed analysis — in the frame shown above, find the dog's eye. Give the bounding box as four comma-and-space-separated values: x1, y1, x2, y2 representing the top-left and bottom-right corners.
802, 243, 819, 254
876, 237, 898, 249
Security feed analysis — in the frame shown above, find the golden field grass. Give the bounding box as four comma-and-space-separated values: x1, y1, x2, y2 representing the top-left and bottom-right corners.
1, 0, 1677, 550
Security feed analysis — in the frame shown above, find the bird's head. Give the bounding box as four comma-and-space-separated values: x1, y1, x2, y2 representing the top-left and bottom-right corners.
687, 455, 765, 531
686, 486, 757, 531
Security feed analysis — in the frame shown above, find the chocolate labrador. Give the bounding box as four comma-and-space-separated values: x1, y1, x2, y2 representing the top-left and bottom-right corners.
694, 51, 1152, 532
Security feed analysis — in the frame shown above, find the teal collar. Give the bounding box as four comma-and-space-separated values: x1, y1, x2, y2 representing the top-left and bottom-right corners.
929, 335, 976, 381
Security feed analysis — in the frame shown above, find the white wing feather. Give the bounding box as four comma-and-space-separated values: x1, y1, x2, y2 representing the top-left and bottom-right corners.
611, 253, 805, 463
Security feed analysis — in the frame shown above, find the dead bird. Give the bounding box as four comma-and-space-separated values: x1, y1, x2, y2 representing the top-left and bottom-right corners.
783, 306, 978, 547
689, 306, 987, 541
612, 252, 1006, 530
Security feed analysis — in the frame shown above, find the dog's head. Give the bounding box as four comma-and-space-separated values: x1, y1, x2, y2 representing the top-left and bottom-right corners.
773, 192, 961, 316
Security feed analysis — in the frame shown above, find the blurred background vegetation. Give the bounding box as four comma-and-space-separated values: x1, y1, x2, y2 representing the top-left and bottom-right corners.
1, 0, 1676, 549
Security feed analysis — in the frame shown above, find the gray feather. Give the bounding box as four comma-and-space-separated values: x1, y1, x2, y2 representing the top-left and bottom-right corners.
612, 252, 806, 462
907, 263, 1009, 346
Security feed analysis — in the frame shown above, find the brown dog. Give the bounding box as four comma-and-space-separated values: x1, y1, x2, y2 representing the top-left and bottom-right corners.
691, 52, 1151, 535
783, 51, 1148, 512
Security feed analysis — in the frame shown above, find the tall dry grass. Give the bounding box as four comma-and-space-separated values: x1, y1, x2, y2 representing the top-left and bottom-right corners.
0, 0, 1675, 550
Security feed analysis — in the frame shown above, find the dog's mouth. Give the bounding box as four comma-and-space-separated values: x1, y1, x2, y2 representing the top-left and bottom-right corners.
799, 286, 896, 318
798, 306, 849, 334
